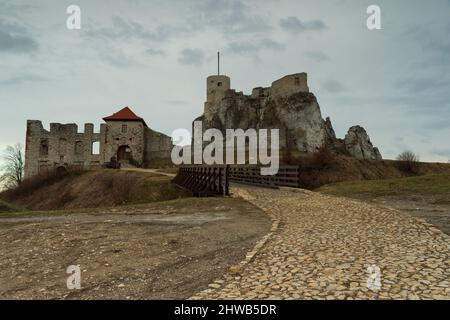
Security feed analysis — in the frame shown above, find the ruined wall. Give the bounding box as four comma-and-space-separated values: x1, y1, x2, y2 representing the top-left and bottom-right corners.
271, 73, 309, 99
25, 116, 175, 178
144, 128, 173, 166
25, 121, 102, 177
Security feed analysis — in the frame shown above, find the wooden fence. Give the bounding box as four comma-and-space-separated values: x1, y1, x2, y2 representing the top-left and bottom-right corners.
172, 165, 229, 196
172, 165, 303, 196
228, 165, 300, 188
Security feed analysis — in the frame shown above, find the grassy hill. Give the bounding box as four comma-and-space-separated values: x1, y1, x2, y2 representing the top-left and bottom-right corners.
317, 173, 450, 202
0, 170, 190, 211
288, 153, 450, 189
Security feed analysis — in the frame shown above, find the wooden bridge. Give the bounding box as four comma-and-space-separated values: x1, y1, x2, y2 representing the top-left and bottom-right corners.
172, 165, 229, 197
172, 165, 302, 196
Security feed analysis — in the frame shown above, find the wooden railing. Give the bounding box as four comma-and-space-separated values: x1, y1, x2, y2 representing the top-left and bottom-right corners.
228, 165, 300, 188
173, 165, 303, 196
172, 165, 229, 197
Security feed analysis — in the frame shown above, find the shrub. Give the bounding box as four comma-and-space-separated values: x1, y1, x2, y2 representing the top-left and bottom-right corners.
396, 151, 421, 175
311, 145, 336, 169
281, 149, 296, 165
0, 169, 84, 202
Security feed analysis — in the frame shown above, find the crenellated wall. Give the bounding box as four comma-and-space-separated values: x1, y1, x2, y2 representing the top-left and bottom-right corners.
24, 118, 174, 178
25, 121, 102, 177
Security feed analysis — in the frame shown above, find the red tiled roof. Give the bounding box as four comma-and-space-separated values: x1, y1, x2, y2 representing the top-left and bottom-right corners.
103, 107, 147, 126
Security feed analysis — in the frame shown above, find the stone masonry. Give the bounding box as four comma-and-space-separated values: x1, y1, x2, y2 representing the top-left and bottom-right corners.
24, 107, 173, 178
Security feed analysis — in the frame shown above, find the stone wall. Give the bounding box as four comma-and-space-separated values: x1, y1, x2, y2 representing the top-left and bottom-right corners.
102, 121, 145, 165
25, 119, 174, 178
271, 73, 309, 99
144, 127, 173, 166
25, 120, 102, 177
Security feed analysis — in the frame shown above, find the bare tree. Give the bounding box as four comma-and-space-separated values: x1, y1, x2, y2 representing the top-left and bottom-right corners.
396, 150, 421, 174
397, 150, 419, 162
0, 144, 24, 189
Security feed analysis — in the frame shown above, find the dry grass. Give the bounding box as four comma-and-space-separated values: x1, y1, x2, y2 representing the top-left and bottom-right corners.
317, 173, 450, 201
283, 148, 450, 189
0, 169, 190, 211
0, 199, 22, 213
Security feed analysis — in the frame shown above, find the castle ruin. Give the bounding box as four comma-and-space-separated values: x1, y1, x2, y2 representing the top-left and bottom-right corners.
24, 107, 173, 178
197, 72, 382, 160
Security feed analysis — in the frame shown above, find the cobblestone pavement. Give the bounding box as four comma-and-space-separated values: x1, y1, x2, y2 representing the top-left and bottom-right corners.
192, 186, 450, 300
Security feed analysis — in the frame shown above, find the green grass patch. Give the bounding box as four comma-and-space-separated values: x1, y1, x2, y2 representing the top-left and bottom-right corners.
128, 174, 190, 204
317, 173, 450, 198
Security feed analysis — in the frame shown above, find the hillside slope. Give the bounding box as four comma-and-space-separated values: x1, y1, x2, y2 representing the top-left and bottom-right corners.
295, 156, 450, 189
0, 170, 190, 211
317, 173, 450, 199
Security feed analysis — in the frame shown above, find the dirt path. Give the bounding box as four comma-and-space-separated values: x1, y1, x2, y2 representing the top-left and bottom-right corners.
121, 167, 176, 178
0, 198, 270, 299
192, 186, 450, 300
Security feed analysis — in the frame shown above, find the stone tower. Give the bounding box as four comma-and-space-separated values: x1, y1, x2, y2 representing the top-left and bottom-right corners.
204, 75, 231, 117
206, 75, 231, 103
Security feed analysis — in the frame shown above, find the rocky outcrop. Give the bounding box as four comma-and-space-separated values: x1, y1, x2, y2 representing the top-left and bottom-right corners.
198, 73, 382, 160
344, 126, 382, 160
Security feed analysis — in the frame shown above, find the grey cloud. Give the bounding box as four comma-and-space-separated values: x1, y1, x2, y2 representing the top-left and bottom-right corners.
228, 38, 285, 54
145, 48, 166, 56
321, 79, 345, 93
420, 118, 450, 131
303, 51, 329, 62
164, 100, 189, 106
0, 21, 38, 53
0, 1, 34, 19
178, 48, 204, 66
192, 0, 272, 34
432, 148, 450, 158
0, 75, 46, 86
85, 16, 176, 42
400, 24, 450, 66
279, 17, 326, 34
395, 76, 450, 94
96, 46, 137, 68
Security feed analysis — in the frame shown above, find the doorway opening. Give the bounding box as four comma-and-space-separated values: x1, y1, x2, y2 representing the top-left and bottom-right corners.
117, 145, 132, 162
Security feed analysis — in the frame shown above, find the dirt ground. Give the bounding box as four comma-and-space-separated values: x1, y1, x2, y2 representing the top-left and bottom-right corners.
327, 191, 450, 236
365, 195, 450, 236
0, 197, 270, 299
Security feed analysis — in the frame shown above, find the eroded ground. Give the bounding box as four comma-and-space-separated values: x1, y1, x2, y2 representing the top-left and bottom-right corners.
0, 197, 270, 299
362, 195, 450, 236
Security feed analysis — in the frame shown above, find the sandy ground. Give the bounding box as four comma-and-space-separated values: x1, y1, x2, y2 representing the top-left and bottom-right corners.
0, 197, 270, 299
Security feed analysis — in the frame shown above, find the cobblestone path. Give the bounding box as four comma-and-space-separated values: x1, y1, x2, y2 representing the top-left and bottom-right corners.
192, 186, 450, 300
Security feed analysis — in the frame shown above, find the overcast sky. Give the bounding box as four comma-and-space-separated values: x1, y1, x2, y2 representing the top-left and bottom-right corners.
1, 0, 449, 162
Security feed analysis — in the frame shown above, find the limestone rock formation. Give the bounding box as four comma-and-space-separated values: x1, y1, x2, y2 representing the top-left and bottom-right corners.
196, 72, 382, 160
344, 126, 382, 160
